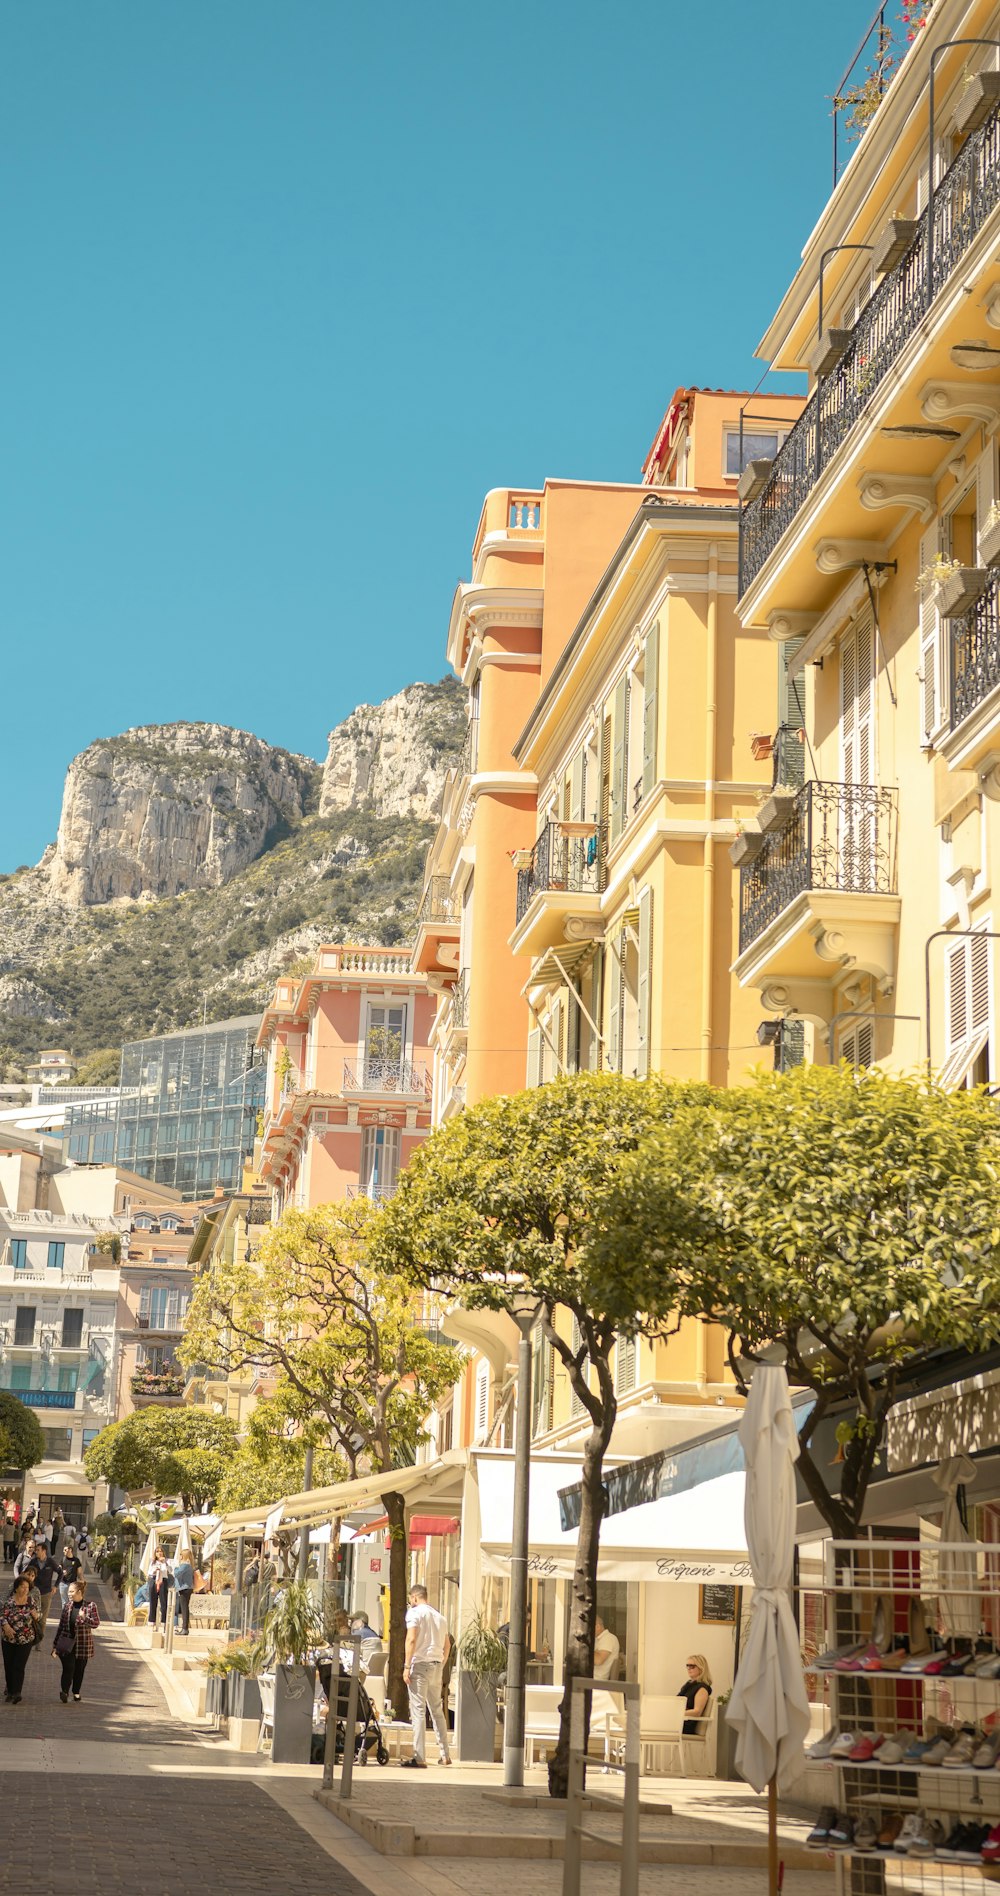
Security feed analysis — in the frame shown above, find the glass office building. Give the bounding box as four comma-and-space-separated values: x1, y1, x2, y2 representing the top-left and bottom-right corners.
65, 1016, 266, 1198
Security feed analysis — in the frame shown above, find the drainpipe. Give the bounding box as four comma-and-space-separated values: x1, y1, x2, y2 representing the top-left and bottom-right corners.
701, 544, 719, 1083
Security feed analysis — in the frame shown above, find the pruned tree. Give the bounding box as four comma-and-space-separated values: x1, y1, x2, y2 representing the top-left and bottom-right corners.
181, 1198, 461, 1713
600, 1063, 1000, 1538
217, 1403, 345, 1512
376, 1071, 705, 1797
83, 1407, 239, 1512
0, 1390, 45, 1475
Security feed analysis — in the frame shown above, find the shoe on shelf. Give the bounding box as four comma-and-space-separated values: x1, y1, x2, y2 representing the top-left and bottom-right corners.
815, 1644, 864, 1670
982, 1822, 1000, 1863
909, 1818, 947, 1858
836, 1643, 881, 1672
827, 1815, 855, 1851
878, 1812, 904, 1851
853, 1814, 878, 1853
908, 1598, 931, 1656
937, 1822, 969, 1860
941, 1727, 980, 1769
806, 1808, 837, 1850
973, 1731, 1000, 1769
942, 1649, 975, 1676
977, 1653, 1000, 1678
918, 1734, 954, 1766
961, 1824, 993, 1861
806, 1728, 841, 1760
893, 1813, 925, 1854
877, 1731, 916, 1764
828, 1731, 858, 1758
848, 1733, 885, 1762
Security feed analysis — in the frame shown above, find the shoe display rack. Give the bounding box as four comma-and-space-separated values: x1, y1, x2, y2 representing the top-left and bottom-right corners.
804, 1538, 1000, 1895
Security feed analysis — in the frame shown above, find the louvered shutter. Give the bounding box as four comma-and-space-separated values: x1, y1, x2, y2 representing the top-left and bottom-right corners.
854, 616, 874, 786
549, 997, 563, 1080
971, 929, 991, 1036
610, 674, 629, 843
589, 947, 604, 1071
139, 1285, 150, 1321
608, 938, 624, 1073
570, 750, 586, 822
615, 1332, 637, 1395
636, 887, 654, 1079
840, 1020, 874, 1068
948, 940, 969, 1051
527, 1027, 542, 1089
778, 640, 806, 786
840, 624, 857, 784
166, 1288, 180, 1328
566, 984, 581, 1075
978, 445, 998, 562
642, 622, 660, 798
919, 526, 942, 742
570, 1315, 587, 1418
475, 1363, 490, 1438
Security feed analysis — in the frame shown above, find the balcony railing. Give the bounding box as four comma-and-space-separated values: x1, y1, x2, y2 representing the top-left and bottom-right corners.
741, 96, 1000, 596
951, 565, 1000, 730
738, 780, 898, 955
342, 1058, 431, 1099
418, 876, 457, 928
771, 724, 806, 790
515, 823, 606, 925
3, 1387, 77, 1409
451, 969, 469, 1030
345, 1182, 396, 1202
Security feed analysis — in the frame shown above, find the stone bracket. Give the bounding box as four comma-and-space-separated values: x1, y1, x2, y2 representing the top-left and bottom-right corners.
858, 472, 937, 522
921, 380, 1000, 427
814, 538, 891, 575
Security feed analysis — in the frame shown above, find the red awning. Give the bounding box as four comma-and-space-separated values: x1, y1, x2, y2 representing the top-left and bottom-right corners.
355, 1513, 460, 1548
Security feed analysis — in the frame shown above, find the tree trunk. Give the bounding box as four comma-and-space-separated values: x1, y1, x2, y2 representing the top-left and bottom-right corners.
547, 1413, 613, 1799
383, 1488, 409, 1721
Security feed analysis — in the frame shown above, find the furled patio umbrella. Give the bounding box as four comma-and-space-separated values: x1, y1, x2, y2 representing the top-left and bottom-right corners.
725, 1361, 811, 1896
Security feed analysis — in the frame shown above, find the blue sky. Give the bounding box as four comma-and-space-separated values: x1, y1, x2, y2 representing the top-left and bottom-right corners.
2, 1, 872, 869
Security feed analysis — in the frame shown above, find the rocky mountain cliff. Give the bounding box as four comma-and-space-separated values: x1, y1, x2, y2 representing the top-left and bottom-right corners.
0, 676, 465, 1064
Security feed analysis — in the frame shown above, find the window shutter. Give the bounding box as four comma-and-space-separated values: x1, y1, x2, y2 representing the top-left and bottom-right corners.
608, 938, 624, 1073
948, 940, 969, 1050
978, 445, 998, 562
971, 928, 991, 1035
527, 1027, 542, 1089
777, 640, 806, 785
139, 1285, 150, 1321
166, 1288, 180, 1328
589, 947, 604, 1072
549, 997, 563, 1081
641, 622, 660, 798
475, 1363, 489, 1438
610, 674, 628, 844
570, 750, 586, 822
636, 887, 654, 1078
841, 615, 875, 786
566, 985, 581, 1075
570, 1315, 587, 1418
615, 1332, 637, 1395
919, 527, 941, 742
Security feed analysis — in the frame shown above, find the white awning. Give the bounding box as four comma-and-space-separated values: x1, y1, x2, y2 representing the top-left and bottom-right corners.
475, 1451, 751, 1585
219, 1454, 467, 1538
31, 1467, 95, 1494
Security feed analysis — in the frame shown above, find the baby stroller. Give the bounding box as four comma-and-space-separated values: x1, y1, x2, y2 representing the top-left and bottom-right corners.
320, 1661, 389, 1767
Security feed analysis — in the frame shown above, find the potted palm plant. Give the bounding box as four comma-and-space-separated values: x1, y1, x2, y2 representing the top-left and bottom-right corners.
258, 1582, 320, 1764
203, 1645, 231, 1719
455, 1612, 506, 1763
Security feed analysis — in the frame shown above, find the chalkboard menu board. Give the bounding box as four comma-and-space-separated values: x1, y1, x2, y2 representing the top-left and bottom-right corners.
699, 1583, 737, 1624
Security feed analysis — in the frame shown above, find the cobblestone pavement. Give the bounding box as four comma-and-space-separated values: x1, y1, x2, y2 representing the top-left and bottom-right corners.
0, 1606, 187, 1745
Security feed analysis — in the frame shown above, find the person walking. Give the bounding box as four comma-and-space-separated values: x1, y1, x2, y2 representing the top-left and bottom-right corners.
29, 1541, 64, 1644
172, 1549, 194, 1637
76, 1524, 90, 1571
59, 1540, 82, 1609
401, 1583, 451, 1769
52, 1581, 99, 1702
2, 1507, 16, 1566
1, 1577, 40, 1704
147, 1546, 173, 1626
50, 1508, 65, 1561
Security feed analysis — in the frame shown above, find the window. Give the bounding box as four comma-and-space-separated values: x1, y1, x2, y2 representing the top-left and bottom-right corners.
133, 1215, 154, 1231
10, 1365, 30, 1391
636, 887, 654, 1079
82, 1429, 100, 1450
160, 1216, 178, 1232
360, 1125, 400, 1198
13, 1307, 35, 1346
939, 927, 993, 1090
725, 430, 781, 477
839, 1018, 874, 1071
42, 1428, 72, 1462
615, 1332, 637, 1396
57, 1366, 78, 1394
61, 1309, 84, 1349
365, 1005, 405, 1073
10, 1241, 27, 1272
47, 1242, 64, 1272
531, 1333, 554, 1437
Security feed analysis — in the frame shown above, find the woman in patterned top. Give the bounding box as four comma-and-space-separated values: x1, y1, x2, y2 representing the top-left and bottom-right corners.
1, 1576, 40, 1703
51, 1581, 100, 1702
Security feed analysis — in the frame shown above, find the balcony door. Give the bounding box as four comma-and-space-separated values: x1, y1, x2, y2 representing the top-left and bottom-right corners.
365, 1005, 405, 1085
839, 616, 877, 891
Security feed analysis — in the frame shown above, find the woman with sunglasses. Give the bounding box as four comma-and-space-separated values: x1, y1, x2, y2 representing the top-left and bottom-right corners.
679, 1653, 712, 1734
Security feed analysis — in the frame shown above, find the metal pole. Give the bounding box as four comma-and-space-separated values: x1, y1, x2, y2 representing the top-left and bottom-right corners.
296, 1445, 314, 1584
926, 41, 1000, 310
620, 1683, 640, 1896
339, 1634, 363, 1800
561, 1680, 586, 1896
230, 1532, 245, 1641
502, 1320, 534, 1787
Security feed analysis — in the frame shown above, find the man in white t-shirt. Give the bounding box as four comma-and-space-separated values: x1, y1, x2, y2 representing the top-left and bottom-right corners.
593, 1616, 620, 1681
401, 1584, 452, 1767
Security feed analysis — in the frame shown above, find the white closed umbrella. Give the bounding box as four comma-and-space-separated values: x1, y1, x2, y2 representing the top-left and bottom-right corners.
725, 1362, 811, 1895
932, 1455, 979, 1641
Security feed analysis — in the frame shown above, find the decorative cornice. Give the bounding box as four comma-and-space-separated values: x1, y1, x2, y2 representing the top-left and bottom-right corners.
857, 471, 937, 522
814, 537, 891, 575
767, 609, 820, 644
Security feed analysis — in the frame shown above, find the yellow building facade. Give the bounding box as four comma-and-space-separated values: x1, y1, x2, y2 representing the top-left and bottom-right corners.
733, 0, 1000, 1086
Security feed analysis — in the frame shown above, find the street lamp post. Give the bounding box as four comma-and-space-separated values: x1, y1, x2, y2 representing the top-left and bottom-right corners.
296, 1444, 314, 1583
502, 1296, 542, 1789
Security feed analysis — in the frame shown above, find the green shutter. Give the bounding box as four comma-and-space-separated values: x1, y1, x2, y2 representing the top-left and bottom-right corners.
589, 947, 604, 1071
608, 936, 624, 1073
636, 886, 654, 1078
610, 674, 628, 844
642, 622, 660, 799
777, 640, 806, 787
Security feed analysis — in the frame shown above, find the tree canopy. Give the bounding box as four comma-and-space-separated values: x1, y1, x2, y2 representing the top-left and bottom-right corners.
217, 1403, 346, 1512
376, 1070, 707, 1794
600, 1063, 1000, 1537
0, 1390, 46, 1474
83, 1406, 239, 1512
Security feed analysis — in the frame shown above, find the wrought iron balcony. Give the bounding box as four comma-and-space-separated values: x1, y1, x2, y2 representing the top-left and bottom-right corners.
515, 822, 606, 925
4, 1386, 76, 1409
450, 968, 469, 1030
771, 724, 806, 790
738, 780, 898, 955
951, 565, 1000, 731
342, 1058, 431, 1099
741, 95, 1000, 596
345, 1182, 396, 1202
417, 876, 457, 929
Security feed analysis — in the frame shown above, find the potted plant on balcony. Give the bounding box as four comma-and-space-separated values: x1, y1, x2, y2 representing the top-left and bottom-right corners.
756, 784, 799, 834
952, 65, 1000, 138
455, 1612, 505, 1763
872, 214, 919, 276
257, 1581, 320, 1764
729, 818, 766, 868
933, 560, 989, 620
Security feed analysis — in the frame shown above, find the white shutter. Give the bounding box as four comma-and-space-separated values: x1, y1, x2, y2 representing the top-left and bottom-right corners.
919, 527, 942, 742
854, 615, 874, 786
977, 445, 998, 562
570, 750, 586, 822
139, 1285, 150, 1321
840, 623, 857, 785
166, 1288, 180, 1328
636, 887, 653, 1079
570, 1315, 587, 1418
608, 938, 624, 1074
642, 622, 660, 799
971, 928, 991, 1035
610, 674, 629, 844
940, 927, 993, 1088
475, 1362, 490, 1439
550, 997, 563, 1081
948, 939, 969, 1051
527, 1027, 542, 1089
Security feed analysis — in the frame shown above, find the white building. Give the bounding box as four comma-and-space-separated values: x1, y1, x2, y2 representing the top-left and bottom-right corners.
0, 1208, 123, 1527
